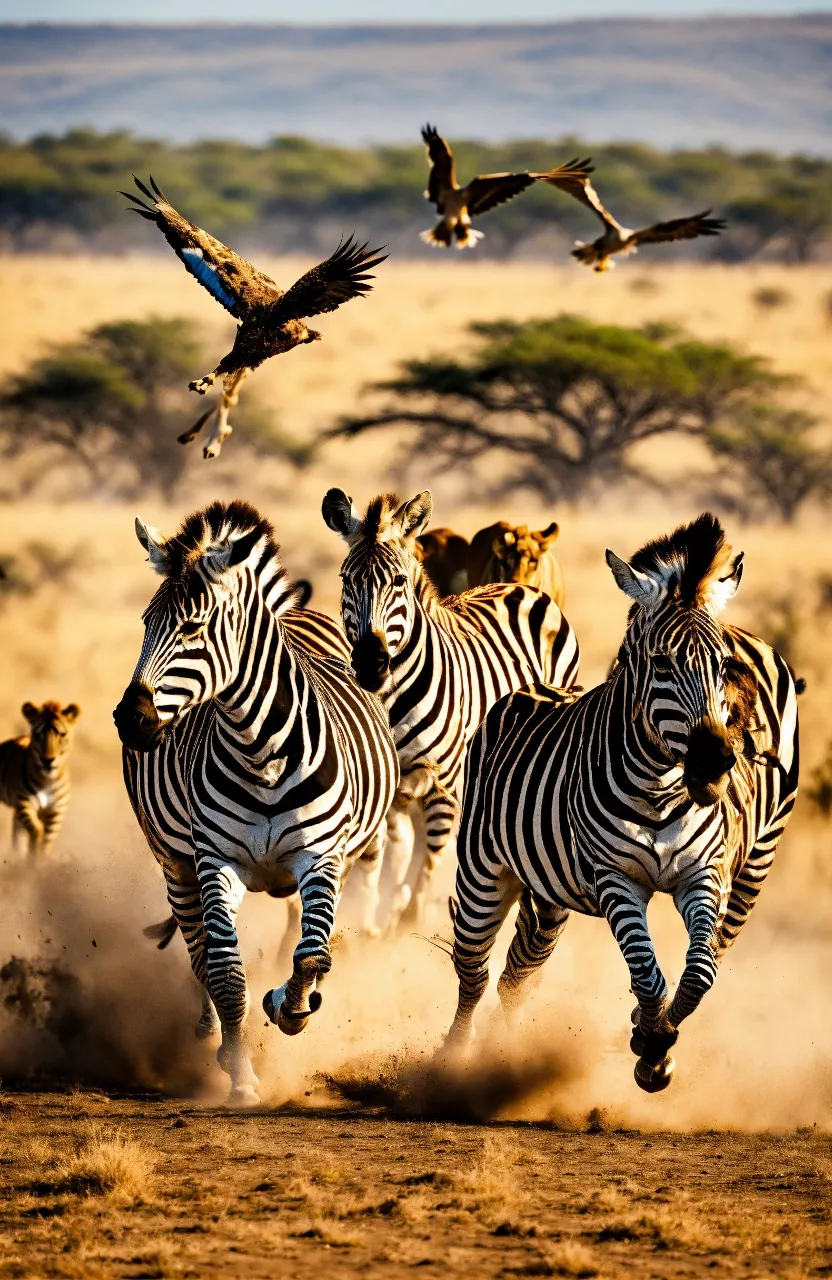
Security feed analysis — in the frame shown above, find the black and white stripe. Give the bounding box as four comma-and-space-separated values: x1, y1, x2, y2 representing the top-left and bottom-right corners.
115, 500, 398, 1105
447, 513, 799, 1092
322, 488, 580, 925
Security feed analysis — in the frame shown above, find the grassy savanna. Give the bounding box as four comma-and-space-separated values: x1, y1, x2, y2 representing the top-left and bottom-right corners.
0, 257, 831, 1276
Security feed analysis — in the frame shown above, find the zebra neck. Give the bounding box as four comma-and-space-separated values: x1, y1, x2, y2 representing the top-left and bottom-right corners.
213, 596, 302, 755
611, 665, 686, 804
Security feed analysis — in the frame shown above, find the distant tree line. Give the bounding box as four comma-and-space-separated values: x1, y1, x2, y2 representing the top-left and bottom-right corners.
1, 128, 830, 262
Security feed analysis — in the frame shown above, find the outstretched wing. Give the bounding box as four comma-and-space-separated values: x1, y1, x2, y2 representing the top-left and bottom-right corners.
421, 124, 456, 208
631, 210, 727, 246
122, 175, 282, 319
533, 158, 619, 231
464, 171, 536, 217
273, 237, 388, 324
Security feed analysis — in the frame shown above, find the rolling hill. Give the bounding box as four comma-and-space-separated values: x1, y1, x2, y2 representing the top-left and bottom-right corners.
1, 16, 830, 154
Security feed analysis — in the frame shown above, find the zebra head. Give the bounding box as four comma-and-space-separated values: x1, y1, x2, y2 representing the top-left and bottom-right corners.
114, 501, 290, 751
323, 488, 433, 693
22, 701, 81, 771
607, 512, 757, 807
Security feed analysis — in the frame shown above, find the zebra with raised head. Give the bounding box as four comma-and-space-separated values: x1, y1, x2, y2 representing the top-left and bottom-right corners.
445, 513, 799, 1092
113, 500, 398, 1105
322, 488, 580, 926
0, 701, 80, 854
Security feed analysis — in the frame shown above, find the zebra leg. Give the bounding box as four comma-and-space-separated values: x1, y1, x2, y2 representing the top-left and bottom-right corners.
597, 872, 675, 1093
664, 874, 727, 1032
383, 796, 416, 930
401, 786, 458, 927
353, 828, 384, 937
263, 858, 342, 1037
163, 872, 220, 1041
13, 801, 43, 855
715, 836, 776, 956
497, 888, 569, 1016
198, 861, 260, 1106
444, 867, 521, 1051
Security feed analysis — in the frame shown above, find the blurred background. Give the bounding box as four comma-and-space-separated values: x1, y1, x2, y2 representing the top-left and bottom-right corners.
0, 0, 831, 1121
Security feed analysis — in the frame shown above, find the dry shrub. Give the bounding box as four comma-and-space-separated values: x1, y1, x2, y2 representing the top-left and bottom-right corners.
440, 1134, 522, 1228
594, 1203, 710, 1251
508, 1241, 600, 1278
55, 1127, 155, 1202
288, 1220, 365, 1248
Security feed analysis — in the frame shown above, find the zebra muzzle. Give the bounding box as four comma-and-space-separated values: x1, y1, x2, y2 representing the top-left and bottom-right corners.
113, 681, 167, 752
351, 632, 391, 692
684, 723, 736, 806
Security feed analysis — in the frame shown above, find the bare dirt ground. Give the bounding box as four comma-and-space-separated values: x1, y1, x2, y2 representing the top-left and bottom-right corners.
2, 1087, 831, 1280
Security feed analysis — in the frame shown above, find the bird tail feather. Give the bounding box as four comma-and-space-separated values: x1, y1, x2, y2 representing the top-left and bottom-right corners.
420, 220, 453, 248
454, 224, 484, 250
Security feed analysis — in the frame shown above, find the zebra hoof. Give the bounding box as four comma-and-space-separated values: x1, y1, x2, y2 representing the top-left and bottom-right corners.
228, 1085, 261, 1108
634, 1055, 675, 1093
630, 1024, 646, 1056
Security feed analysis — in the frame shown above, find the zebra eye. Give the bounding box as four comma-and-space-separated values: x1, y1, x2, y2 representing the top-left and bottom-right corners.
652, 653, 673, 673
180, 620, 205, 641
392, 574, 407, 587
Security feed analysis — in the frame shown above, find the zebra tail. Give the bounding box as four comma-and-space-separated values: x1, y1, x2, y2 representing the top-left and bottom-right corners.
143, 914, 178, 950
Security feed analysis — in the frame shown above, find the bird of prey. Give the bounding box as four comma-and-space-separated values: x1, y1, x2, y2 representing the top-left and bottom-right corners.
534, 165, 726, 272
122, 176, 387, 458
420, 124, 592, 251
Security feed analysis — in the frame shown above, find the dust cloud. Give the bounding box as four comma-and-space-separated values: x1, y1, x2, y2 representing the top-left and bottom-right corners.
2, 784, 830, 1134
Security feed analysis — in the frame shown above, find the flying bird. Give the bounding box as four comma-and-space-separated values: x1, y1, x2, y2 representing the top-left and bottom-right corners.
420, 124, 592, 251
534, 165, 726, 272
122, 176, 387, 458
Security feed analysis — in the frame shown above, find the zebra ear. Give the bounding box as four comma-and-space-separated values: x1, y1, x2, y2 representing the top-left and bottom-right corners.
707, 552, 744, 615
135, 518, 169, 575
605, 549, 661, 606
322, 488, 361, 540
397, 491, 433, 540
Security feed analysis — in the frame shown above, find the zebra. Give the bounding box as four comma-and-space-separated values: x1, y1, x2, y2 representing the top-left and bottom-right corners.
113, 500, 398, 1105
0, 701, 80, 854
136, 587, 353, 978
445, 513, 799, 1092
322, 488, 580, 927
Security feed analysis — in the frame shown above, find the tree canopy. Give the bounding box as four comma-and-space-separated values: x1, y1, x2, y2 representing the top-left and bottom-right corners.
331, 316, 796, 505
0, 316, 306, 499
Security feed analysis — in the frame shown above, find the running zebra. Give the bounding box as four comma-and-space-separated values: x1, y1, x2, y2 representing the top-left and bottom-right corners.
0, 701, 80, 854
322, 489, 580, 926
113, 500, 398, 1105
446, 514, 799, 1092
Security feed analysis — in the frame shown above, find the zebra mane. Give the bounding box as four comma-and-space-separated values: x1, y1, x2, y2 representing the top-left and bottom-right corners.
360, 493, 404, 543
630, 512, 737, 610
164, 500, 285, 585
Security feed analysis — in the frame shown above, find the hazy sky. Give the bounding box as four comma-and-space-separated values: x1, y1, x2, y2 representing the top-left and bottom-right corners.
1, 0, 827, 20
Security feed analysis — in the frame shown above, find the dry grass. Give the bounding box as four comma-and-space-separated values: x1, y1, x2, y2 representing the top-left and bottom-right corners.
52, 1128, 155, 1203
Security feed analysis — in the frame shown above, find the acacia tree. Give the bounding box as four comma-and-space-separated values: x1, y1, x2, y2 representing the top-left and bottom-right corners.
704, 404, 832, 523
0, 317, 305, 499
329, 316, 786, 502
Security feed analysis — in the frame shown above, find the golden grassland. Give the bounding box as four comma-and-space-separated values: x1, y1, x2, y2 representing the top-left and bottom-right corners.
0, 256, 830, 1148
